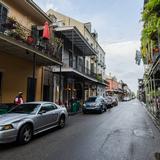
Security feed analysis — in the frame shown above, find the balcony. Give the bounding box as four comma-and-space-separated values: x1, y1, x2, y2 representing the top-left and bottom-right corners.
0, 17, 62, 65
55, 26, 97, 56
53, 61, 106, 85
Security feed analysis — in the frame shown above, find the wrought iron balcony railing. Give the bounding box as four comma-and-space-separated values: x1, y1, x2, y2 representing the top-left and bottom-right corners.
0, 17, 62, 62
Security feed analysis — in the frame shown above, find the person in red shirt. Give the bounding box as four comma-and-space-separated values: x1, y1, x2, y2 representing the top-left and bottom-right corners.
14, 92, 24, 105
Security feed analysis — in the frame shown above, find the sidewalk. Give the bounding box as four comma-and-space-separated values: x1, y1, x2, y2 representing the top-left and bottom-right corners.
68, 110, 82, 116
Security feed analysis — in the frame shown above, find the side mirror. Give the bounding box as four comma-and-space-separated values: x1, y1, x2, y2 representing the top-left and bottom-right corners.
39, 110, 46, 115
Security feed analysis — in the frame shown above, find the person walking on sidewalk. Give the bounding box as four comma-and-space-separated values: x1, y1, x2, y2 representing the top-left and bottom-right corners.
14, 92, 24, 105
157, 96, 160, 111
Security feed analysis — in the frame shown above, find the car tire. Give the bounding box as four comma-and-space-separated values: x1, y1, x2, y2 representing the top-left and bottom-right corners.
83, 111, 87, 114
17, 124, 33, 145
58, 115, 65, 129
98, 107, 103, 114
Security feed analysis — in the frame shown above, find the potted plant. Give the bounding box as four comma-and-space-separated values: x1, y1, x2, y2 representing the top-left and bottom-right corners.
2, 17, 17, 30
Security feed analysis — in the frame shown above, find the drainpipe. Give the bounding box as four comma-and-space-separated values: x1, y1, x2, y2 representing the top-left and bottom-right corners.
32, 53, 36, 101
59, 65, 62, 105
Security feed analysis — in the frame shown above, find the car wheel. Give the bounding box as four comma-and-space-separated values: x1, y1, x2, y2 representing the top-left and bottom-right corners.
83, 110, 87, 114
59, 116, 65, 128
17, 124, 33, 145
98, 107, 103, 114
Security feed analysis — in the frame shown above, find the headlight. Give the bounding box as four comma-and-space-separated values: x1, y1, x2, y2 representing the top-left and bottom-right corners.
94, 104, 99, 108
0, 124, 13, 131
83, 104, 86, 107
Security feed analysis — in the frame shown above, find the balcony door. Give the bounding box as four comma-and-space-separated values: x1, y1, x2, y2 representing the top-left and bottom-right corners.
0, 3, 8, 32
69, 52, 73, 67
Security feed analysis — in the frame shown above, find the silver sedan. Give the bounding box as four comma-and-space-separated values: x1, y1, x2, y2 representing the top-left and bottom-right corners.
0, 102, 68, 144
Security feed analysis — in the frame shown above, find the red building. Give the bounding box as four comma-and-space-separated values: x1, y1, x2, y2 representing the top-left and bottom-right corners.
106, 76, 119, 93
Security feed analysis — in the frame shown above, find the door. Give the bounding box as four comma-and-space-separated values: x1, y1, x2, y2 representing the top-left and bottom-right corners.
35, 103, 59, 132
0, 72, 2, 103
69, 52, 73, 67
27, 77, 36, 102
43, 85, 50, 101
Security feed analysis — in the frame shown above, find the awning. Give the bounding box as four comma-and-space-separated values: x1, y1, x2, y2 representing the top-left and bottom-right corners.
53, 67, 106, 86
55, 26, 97, 56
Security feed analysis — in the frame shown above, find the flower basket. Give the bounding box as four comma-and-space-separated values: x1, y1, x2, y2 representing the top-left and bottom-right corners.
26, 36, 34, 45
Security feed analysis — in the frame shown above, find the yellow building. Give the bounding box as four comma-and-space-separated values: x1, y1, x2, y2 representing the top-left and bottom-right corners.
0, 0, 62, 103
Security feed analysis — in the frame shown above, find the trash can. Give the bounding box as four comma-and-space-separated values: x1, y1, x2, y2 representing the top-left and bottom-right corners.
71, 102, 77, 112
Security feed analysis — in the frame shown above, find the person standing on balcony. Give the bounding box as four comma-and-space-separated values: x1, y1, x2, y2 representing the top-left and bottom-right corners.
14, 92, 24, 105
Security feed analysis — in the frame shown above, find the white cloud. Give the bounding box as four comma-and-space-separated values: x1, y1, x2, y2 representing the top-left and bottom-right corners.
102, 41, 144, 93
34, 0, 74, 13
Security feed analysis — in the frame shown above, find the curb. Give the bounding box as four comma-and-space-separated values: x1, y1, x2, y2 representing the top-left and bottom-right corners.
141, 102, 160, 132
68, 111, 82, 116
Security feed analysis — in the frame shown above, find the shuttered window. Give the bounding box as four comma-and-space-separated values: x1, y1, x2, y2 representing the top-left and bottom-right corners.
0, 3, 8, 31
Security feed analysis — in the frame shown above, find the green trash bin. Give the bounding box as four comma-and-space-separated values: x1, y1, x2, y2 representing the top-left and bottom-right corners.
71, 102, 77, 112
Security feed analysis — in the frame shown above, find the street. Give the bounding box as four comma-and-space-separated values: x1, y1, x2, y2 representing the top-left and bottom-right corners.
1, 100, 160, 160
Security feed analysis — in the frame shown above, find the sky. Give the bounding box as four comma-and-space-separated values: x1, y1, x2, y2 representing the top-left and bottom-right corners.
34, 0, 144, 93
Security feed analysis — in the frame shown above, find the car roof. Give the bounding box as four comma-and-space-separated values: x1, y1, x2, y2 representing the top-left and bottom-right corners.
23, 101, 55, 105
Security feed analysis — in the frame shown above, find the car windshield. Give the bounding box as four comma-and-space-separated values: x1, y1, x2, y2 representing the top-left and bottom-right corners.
86, 97, 97, 102
8, 104, 40, 114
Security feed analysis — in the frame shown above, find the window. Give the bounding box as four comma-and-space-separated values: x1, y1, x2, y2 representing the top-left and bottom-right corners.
0, 3, 8, 31
9, 104, 40, 114
40, 104, 57, 113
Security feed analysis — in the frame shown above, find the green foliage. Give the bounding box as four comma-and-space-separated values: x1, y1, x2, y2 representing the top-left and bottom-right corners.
141, 0, 160, 63
142, 0, 160, 21
51, 37, 63, 48
148, 90, 160, 97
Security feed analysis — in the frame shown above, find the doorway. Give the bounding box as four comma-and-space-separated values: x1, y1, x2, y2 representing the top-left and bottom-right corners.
27, 77, 36, 102
43, 85, 50, 101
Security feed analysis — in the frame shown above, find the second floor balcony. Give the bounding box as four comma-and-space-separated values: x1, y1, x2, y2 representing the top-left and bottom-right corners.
0, 17, 62, 65
53, 60, 106, 85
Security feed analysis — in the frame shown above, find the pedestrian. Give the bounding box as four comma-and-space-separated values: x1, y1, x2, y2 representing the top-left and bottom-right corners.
157, 96, 160, 111
14, 92, 24, 105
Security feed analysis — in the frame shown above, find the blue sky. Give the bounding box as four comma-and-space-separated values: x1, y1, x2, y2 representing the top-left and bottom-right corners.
34, 0, 144, 92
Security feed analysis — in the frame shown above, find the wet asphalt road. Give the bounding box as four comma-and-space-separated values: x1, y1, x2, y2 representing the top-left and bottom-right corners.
1, 100, 160, 160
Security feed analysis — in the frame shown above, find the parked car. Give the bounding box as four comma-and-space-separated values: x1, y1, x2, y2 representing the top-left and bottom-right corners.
123, 97, 130, 101
112, 96, 118, 106
105, 96, 113, 108
0, 102, 68, 144
83, 96, 107, 114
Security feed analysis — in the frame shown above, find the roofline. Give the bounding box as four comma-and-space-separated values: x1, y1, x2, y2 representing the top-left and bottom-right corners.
84, 25, 106, 55
26, 0, 53, 23
48, 9, 106, 55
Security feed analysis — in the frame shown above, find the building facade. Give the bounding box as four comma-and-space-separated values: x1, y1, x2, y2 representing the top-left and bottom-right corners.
141, 0, 160, 117
0, 0, 62, 103
47, 10, 107, 107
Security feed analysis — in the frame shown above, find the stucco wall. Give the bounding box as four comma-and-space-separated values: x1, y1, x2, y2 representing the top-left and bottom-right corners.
0, 53, 42, 103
